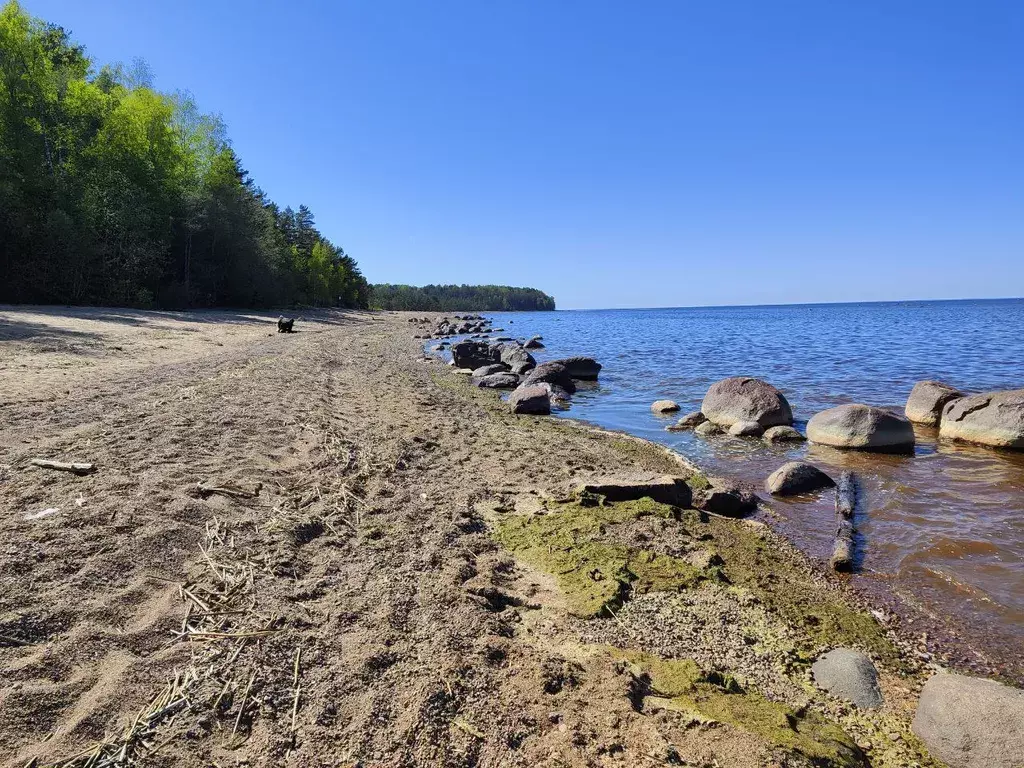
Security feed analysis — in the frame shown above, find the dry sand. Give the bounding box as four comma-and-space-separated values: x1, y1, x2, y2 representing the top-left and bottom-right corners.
0, 307, 942, 767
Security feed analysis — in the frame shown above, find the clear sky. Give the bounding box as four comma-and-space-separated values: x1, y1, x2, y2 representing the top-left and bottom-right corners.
24, 1, 1024, 309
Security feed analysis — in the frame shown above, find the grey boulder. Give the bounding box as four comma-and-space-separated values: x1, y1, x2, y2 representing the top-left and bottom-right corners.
523, 362, 576, 394
474, 372, 520, 389
452, 340, 496, 370
765, 462, 835, 496
811, 648, 882, 709
694, 421, 724, 437
763, 425, 805, 443
807, 404, 915, 452
912, 672, 1024, 768
472, 363, 510, 377
701, 377, 793, 428
939, 389, 1024, 449
508, 384, 551, 415
905, 380, 964, 427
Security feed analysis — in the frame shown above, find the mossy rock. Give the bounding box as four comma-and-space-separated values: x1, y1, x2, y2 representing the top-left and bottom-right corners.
618, 650, 867, 767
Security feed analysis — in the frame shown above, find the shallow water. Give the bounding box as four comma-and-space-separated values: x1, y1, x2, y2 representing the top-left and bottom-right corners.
483, 299, 1024, 671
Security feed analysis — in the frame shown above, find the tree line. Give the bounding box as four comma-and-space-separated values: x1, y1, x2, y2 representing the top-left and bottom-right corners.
371, 284, 556, 312
0, 1, 369, 309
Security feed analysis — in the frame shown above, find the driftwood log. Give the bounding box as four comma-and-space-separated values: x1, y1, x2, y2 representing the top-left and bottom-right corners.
831, 471, 857, 571
29, 458, 95, 475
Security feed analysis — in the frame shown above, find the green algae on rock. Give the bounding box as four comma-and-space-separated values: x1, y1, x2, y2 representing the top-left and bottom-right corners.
617, 649, 867, 766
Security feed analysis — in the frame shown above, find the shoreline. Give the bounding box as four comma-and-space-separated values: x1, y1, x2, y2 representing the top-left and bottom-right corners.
0, 305, 1016, 766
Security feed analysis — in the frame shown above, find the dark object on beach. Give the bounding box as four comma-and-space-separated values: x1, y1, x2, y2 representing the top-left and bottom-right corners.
692, 485, 757, 517
573, 475, 692, 507
278, 317, 295, 333
831, 471, 857, 570
452, 340, 496, 370
29, 458, 95, 475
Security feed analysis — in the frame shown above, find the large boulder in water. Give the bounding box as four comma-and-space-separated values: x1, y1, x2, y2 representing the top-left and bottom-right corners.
452, 340, 496, 370
939, 389, 1024, 449
523, 362, 576, 395
905, 380, 964, 427
491, 341, 536, 371
912, 672, 1024, 768
807, 404, 915, 452
701, 377, 793, 428
508, 384, 551, 415
553, 356, 602, 381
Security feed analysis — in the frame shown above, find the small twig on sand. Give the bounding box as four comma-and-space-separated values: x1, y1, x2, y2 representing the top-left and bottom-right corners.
288, 647, 302, 752
196, 482, 262, 500
29, 458, 95, 475
232, 669, 257, 738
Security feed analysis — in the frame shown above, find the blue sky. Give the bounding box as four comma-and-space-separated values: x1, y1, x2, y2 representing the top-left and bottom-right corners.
25, 1, 1024, 309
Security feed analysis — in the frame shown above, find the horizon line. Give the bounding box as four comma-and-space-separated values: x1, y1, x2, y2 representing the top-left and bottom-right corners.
552, 295, 1024, 312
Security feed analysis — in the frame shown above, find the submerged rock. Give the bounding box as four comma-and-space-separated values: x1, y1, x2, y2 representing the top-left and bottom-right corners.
912, 672, 1024, 768
701, 377, 793, 428
765, 461, 835, 496
525, 337, 545, 349
651, 399, 681, 414
573, 475, 692, 507
807, 404, 915, 452
762, 425, 805, 443
673, 411, 707, 430
939, 389, 1024, 449
508, 384, 551, 415
728, 420, 763, 437
694, 421, 724, 437
905, 380, 964, 427
811, 648, 882, 709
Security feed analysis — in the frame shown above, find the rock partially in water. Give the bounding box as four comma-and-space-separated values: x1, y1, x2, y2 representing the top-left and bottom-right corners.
553, 356, 602, 381
701, 377, 793, 428
765, 461, 835, 496
523, 361, 577, 394
811, 648, 882, 709
912, 672, 1024, 768
728, 420, 764, 437
807, 404, 915, 452
694, 421, 724, 437
491, 341, 536, 371
651, 399, 681, 413
473, 372, 520, 389
939, 389, 1024, 449
671, 411, 707, 430
472, 363, 510, 377
573, 475, 692, 507
510, 360, 536, 376
763, 425, 805, 443
452, 340, 496, 370
525, 337, 545, 349
905, 380, 964, 427
692, 485, 758, 517
508, 384, 551, 415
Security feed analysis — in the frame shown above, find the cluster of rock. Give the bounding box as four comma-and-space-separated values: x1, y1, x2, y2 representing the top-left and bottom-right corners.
447, 336, 602, 416
906, 380, 1024, 449
413, 314, 497, 339
659, 374, 1024, 453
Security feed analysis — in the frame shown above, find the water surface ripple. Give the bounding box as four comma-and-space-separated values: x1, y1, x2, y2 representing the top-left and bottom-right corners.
486, 299, 1024, 672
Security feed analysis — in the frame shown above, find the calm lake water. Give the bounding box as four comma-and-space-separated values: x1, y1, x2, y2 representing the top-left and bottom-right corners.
483, 299, 1024, 674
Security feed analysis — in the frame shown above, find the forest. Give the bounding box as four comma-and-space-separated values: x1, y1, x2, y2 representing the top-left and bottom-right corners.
0, 1, 369, 309
371, 284, 556, 312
